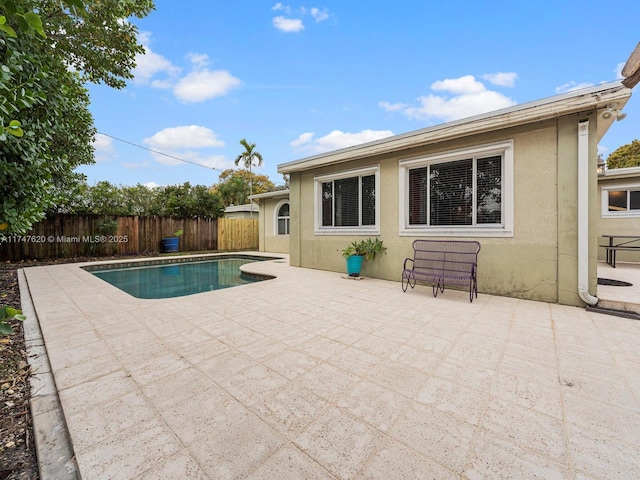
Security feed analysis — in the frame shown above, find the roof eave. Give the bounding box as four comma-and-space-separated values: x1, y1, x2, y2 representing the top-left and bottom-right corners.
598, 165, 640, 180
248, 189, 290, 201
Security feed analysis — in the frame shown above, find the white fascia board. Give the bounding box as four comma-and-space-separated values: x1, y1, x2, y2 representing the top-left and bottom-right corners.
599, 166, 640, 181
248, 189, 290, 201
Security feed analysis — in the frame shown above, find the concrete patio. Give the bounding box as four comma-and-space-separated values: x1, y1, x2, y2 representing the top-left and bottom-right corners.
21, 254, 640, 479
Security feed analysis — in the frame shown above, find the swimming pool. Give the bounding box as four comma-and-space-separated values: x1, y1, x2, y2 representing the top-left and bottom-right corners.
84, 255, 277, 299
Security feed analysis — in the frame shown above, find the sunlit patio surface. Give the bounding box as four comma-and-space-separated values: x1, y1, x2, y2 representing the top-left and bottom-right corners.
20, 254, 640, 479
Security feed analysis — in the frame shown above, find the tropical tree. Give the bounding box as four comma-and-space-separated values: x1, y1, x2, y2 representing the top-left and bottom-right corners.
213, 168, 275, 207
48, 181, 224, 218
122, 184, 159, 216
151, 182, 223, 218
606, 139, 640, 169
0, 0, 154, 235
234, 139, 263, 217
215, 174, 249, 207
86, 181, 128, 215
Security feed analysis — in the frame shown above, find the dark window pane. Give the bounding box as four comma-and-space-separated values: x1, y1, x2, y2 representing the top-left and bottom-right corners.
409, 167, 428, 225
430, 159, 473, 226
608, 190, 627, 211
278, 218, 289, 235
361, 175, 376, 226
630, 190, 640, 210
476, 156, 502, 224
322, 182, 333, 226
278, 203, 289, 216
334, 177, 359, 226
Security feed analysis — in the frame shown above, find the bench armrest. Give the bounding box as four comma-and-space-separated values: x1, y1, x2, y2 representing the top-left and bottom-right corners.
403, 257, 414, 270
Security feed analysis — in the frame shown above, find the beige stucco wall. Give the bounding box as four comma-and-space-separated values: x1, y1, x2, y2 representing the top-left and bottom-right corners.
256, 197, 290, 254
289, 118, 600, 304
598, 176, 640, 263
291, 121, 564, 301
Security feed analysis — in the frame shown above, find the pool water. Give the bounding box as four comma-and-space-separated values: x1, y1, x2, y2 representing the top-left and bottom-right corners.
87, 256, 273, 299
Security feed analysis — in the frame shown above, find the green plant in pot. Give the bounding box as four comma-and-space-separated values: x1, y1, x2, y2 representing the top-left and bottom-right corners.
341, 237, 386, 277
162, 229, 183, 253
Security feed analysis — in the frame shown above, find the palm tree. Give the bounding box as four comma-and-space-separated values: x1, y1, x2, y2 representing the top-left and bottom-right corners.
234, 139, 263, 218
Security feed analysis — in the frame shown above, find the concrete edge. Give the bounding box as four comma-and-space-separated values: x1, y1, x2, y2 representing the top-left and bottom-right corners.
18, 269, 80, 480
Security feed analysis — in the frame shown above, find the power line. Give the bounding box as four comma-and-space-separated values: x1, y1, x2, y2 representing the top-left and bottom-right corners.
97, 132, 221, 171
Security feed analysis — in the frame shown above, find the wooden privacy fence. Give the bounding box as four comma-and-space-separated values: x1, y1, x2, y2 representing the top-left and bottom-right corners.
0, 215, 259, 261
217, 218, 258, 252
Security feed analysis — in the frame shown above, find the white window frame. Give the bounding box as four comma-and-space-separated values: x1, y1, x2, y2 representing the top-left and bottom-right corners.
398, 140, 514, 237
314, 165, 380, 235
274, 200, 290, 236
601, 183, 640, 218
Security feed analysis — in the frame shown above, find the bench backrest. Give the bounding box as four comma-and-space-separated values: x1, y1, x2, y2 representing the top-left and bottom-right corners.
412, 239, 481, 277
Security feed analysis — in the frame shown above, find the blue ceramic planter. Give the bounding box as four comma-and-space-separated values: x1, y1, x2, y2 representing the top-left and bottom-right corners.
162, 237, 179, 253
346, 255, 364, 276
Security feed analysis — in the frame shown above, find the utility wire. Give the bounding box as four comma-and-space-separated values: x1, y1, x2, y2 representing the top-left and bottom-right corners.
97, 131, 221, 171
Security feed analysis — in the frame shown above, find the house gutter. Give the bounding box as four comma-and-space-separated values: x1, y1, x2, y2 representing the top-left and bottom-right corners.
577, 119, 598, 306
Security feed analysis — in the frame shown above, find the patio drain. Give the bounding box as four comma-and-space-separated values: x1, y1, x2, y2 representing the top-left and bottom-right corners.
597, 278, 633, 287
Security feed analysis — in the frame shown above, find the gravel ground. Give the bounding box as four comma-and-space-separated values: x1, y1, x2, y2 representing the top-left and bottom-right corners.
1, 260, 39, 480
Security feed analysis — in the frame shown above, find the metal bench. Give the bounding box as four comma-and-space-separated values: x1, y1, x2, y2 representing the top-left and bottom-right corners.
600, 245, 640, 268
601, 235, 640, 268
402, 239, 481, 302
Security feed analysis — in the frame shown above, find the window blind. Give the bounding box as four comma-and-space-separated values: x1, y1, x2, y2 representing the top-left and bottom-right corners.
476, 155, 502, 224
430, 158, 473, 226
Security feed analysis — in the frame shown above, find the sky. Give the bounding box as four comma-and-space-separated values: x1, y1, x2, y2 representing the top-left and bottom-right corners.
80, 1, 640, 189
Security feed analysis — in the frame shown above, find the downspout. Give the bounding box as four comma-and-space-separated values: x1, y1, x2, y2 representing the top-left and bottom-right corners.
577, 119, 598, 305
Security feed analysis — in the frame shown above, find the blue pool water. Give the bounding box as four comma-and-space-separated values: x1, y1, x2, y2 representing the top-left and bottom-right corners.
85, 255, 274, 299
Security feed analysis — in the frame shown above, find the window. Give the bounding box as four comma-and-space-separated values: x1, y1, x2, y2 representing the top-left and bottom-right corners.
315, 166, 380, 234
602, 184, 640, 217
399, 141, 513, 237
275, 201, 290, 235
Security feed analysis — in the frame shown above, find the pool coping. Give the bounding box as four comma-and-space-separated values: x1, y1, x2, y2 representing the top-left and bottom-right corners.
81, 252, 282, 272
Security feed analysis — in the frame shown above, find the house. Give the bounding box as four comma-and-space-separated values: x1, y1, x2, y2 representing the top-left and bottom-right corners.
223, 203, 259, 219
598, 165, 640, 263
246, 190, 290, 254
276, 81, 633, 307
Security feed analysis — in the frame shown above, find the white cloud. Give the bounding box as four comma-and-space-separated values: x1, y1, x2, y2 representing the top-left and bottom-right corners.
272, 2, 290, 12
131, 33, 241, 103
132, 32, 181, 85
310, 7, 329, 22
555, 81, 594, 94
173, 69, 242, 103
290, 132, 315, 147
382, 74, 517, 123
405, 90, 516, 122
92, 133, 116, 162
616, 62, 625, 79
144, 126, 225, 150
143, 126, 233, 170
482, 72, 518, 87
291, 129, 394, 155
272, 5, 329, 31
144, 182, 161, 189
273, 16, 304, 32
431, 75, 487, 94
379, 101, 408, 112
187, 52, 210, 69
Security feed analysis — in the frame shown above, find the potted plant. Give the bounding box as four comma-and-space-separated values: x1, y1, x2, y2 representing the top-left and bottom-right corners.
162, 229, 183, 253
341, 237, 387, 277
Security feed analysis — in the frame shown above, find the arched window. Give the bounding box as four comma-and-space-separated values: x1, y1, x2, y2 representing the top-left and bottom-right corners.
276, 202, 290, 235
